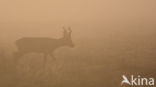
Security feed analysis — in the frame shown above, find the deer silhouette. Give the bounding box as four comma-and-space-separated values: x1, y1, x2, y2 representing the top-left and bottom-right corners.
14, 27, 74, 65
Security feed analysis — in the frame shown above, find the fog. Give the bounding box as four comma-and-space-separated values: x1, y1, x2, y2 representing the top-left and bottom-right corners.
0, 0, 156, 87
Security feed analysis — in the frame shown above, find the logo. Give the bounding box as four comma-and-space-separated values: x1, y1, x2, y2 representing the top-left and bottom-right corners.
121, 75, 154, 86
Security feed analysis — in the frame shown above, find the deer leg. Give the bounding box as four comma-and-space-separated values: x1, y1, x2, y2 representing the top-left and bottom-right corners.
43, 53, 48, 68
14, 51, 23, 58
14, 51, 24, 64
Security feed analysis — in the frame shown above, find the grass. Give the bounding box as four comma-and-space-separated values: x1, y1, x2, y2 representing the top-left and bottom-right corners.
0, 38, 156, 87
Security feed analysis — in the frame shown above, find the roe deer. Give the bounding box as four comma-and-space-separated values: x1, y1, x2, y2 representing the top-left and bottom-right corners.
15, 27, 74, 64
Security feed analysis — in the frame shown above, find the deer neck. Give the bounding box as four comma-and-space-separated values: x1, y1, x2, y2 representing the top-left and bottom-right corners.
56, 38, 67, 47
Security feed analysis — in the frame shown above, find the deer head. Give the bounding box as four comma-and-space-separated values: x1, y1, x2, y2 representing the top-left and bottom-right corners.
62, 27, 74, 47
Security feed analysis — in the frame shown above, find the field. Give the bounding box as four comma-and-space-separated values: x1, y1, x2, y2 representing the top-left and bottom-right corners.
0, 34, 156, 87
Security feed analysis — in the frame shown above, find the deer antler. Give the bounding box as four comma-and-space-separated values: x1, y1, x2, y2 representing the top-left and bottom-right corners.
63, 27, 67, 34
68, 27, 72, 33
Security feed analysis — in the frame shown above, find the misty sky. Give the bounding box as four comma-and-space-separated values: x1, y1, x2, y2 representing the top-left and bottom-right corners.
0, 0, 156, 22
0, 0, 156, 41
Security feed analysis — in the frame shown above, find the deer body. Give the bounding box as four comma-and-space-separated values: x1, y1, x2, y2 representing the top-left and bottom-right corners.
16, 37, 65, 53
15, 27, 73, 65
